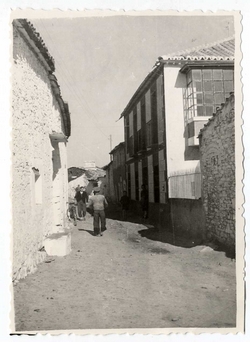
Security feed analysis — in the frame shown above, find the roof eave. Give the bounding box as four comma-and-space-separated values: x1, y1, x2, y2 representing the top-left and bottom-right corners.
49, 74, 71, 138
119, 63, 163, 119
179, 60, 234, 73
14, 19, 55, 73
109, 142, 125, 154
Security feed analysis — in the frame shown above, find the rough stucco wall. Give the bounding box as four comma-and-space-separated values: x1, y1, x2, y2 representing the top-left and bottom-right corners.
12, 26, 68, 280
200, 95, 235, 250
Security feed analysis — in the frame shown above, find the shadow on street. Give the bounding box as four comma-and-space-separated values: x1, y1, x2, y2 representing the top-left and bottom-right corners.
105, 202, 235, 259
78, 228, 96, 236
105, 203, 145, 225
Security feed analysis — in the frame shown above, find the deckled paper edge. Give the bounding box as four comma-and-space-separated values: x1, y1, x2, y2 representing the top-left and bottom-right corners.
8, 8, 245, 338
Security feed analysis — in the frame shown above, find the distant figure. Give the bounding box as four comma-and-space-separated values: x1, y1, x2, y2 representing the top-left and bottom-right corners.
141, 184, 149, 219
88, 187, 108, 236
75, 184, 81, 193
120, 190, 130, 220
75, 186, 88, 221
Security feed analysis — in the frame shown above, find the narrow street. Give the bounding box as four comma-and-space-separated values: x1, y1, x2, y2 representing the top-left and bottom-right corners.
14, 210, 236, 331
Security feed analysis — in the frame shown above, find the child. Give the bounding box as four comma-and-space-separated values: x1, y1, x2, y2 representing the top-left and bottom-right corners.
120, 191, 130, 221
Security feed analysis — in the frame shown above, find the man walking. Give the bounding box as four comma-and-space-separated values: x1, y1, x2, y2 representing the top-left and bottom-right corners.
88, 187, 108, 236
75, 186, 88, 220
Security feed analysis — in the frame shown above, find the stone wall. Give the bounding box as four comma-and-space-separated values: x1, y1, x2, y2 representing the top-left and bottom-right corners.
170, 198, 205, 240
199, 94, 235, 250
12, 25, 69, 280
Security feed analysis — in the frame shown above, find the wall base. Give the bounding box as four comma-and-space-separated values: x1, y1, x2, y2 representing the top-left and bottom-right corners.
13, 250, 47, 283
170, 198, 206, 240
129, 200, 172, 231
44, 231, 71, 257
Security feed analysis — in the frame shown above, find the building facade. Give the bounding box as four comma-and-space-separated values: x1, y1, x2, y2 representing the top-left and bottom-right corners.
120, 37, 234, 236
12, 19, 71, 280
103, 161, 116, 202
109, 142, 126, 202
199, 94, 235, 251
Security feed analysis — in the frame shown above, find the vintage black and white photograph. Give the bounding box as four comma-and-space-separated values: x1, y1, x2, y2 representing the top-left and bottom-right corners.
10, 10, 244, 334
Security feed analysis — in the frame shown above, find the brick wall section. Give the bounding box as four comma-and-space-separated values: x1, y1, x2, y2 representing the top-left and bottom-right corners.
199, 94, 235, 250
12, 25, 68, 280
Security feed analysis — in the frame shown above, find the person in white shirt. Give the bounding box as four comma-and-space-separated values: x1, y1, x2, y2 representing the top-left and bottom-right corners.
88, 187, 108, 236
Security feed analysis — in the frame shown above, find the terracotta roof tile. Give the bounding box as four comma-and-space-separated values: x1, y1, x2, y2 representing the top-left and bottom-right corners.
198, 92, 234, 137
160, 37, 234, 62
119, 37, 235, 119
15, 19, 55, 72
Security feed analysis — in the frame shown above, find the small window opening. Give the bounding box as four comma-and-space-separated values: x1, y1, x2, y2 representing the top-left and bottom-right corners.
32, 167, 42, 204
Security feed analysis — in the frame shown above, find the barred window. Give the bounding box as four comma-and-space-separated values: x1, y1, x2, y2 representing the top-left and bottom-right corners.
129, 136, 134, 156
183, 68, 234, 122
137, 129, 142, 151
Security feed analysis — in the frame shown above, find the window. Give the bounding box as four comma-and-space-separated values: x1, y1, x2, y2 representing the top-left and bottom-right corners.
137, 129, 142, 151
151, 86, 158, 144
129, 136, 134, 156
153, 165, 160, 203
141, 98, 146, 150
142, 166, 148, 188
125, 117, 129, 154
146, 120, 152, 146
135, 170, 139, 201
133, 108, 138, 153
32, 167, 42, 204
127, 171, 131, 198
183, 68, 234, 121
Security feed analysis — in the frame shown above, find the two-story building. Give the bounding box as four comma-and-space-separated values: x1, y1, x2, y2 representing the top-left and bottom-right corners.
120, 37, 234, 237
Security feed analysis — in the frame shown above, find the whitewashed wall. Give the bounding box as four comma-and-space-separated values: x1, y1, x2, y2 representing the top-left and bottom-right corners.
12, 26, 69, 280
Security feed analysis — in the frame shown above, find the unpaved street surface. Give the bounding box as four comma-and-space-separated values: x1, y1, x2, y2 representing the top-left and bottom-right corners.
14, 212, 236, 331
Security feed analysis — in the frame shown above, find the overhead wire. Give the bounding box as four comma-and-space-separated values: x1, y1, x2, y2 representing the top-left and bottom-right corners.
37, 19, 110, 140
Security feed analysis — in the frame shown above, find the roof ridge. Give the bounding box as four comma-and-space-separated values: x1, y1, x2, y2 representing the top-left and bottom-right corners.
161, 35, 235, 59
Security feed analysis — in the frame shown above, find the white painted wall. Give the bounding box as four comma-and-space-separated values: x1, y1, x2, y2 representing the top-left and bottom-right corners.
156, 74, 165, 145
136, 102, 141, 130
163, 66, 201, 199
12, 25, 69, 280
159, 149, 166, 204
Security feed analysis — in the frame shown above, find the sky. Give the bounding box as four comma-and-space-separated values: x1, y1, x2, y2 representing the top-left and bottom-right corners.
31, 15, 234, 168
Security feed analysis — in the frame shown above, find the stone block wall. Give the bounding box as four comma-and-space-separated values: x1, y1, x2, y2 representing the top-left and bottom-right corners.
199, 94, 235, 250
12, 25, 68, 280
170, 198, 205, 240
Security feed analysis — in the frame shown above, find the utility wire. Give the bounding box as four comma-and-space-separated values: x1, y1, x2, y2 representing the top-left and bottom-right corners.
37, 19, 110, 140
